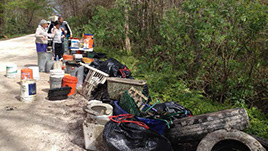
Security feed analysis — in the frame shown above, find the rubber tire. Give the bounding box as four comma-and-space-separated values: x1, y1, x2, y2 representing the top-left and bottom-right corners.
196, 129, 266, 151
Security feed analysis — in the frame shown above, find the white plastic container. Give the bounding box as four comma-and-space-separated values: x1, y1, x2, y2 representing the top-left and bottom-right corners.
6, 63, 17, 78
20, 79, 36, 103
50, 69, 64, 89
50, 69, 64, 77
71, 39, 79, 48
73, 54, 83, 59
29, 66, 40, 80
73, 54, 83, 62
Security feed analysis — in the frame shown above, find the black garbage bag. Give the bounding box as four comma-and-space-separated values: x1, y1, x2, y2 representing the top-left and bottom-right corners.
90, 82, 111, 103
153, 102, 192, 120
93, 58, 133, 78
103, 114, 173, 151
97, 58, 124, 77
89, 58, 104, 69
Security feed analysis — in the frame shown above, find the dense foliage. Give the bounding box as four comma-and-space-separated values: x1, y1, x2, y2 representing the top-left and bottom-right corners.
1, 0, 267, 138
0, 0, 53, 37
71, 0, 268, 138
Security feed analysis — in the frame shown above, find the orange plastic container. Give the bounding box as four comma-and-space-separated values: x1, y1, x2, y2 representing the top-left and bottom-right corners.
84, 34, 93, 48
82, 57, 94, 64
63, 55, 74, 61
21, 68, 33, 80
62, 76, 78, 96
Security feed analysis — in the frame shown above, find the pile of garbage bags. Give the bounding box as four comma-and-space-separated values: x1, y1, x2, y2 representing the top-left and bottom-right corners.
81, 57, 193, 151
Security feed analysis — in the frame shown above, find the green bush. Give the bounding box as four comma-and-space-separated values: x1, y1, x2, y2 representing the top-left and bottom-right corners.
81, 0, 268, 138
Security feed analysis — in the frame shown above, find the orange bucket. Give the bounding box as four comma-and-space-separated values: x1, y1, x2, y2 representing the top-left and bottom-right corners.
62, 76, 78, 96
21, 68, 33, 80
63, 55, 74, 61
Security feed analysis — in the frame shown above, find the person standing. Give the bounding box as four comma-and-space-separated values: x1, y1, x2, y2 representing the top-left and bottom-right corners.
58, 16, 72, 52
52, 21, 65, 60
35, 19, 50, 52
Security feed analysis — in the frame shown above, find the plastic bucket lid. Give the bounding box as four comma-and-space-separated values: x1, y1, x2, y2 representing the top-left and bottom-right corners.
66, 61, 80, 67
63, 55, 74, 61
63, 76, 78, 83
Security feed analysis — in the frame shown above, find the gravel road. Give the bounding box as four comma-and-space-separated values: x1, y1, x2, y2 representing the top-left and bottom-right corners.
0, 34, 87, 151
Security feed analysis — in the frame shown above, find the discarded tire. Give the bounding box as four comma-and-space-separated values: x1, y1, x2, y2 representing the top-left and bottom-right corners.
48, 87, 71, 96
196, 129, 266, 151
165, 108, 249, 142
48, 87, 71, 100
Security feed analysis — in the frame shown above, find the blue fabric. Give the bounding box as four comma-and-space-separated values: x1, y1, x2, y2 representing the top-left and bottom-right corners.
114, 101, 166, 135
36, 43, 47, 52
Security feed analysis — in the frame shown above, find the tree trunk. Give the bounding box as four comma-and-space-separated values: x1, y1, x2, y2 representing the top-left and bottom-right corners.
165, 108, 249, 143
124, 0, 131, 51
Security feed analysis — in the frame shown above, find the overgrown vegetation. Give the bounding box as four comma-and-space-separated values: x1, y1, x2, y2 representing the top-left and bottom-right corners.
0, 0, 53, 36
1, 0, 267, 138
71, 0, 268, 138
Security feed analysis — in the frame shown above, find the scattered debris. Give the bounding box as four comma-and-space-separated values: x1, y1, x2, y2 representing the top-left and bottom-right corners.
5, 106, 17, 111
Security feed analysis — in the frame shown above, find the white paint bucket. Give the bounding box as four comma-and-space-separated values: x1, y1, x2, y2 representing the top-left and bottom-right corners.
6, 63, 17, 78
20, 79, 36, 103
29, 66, 40, 80
50, 69, 64, 77
50, 70, 64, 89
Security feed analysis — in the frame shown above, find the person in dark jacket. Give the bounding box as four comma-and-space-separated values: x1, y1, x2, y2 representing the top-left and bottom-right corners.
58, 16, 72, 52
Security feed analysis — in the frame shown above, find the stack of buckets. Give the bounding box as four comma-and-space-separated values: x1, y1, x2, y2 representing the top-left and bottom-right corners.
50, 64, 78, 96
60, 55, 78, 96
20, 68, 36, 103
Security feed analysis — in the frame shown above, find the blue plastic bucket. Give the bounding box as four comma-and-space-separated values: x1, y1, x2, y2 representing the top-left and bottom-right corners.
114, 101, 166, 135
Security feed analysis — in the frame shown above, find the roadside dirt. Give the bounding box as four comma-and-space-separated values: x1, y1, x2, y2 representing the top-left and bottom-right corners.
0, 34, 88, 151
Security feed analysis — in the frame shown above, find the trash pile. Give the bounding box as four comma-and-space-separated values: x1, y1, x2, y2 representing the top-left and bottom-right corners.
66, 43, 193, 150
5, 32, 267, 151
41, 33, 192, 150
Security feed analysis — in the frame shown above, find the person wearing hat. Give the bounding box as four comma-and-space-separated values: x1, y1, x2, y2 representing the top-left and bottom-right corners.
35, 19, 51, 52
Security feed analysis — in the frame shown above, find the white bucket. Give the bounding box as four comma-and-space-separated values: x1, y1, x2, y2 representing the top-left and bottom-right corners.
50, 69, 65, 77
50, 69, 64, 89
20, 79, 36, 103
29, 66, 40, 80
6, 63, 17, 78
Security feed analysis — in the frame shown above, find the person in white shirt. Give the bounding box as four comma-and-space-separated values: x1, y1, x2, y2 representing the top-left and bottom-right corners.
35, 19, 50, 52
52, 21, 65, 60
